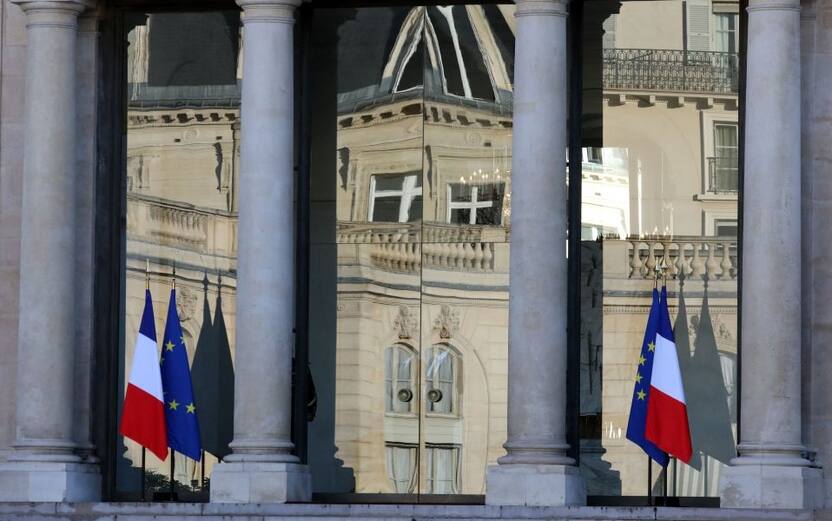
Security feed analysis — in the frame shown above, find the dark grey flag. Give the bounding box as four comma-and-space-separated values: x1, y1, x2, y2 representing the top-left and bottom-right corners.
191, 289, 235, 460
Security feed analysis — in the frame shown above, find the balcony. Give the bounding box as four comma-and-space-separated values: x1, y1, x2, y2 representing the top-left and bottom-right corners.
603, 48, 739, 95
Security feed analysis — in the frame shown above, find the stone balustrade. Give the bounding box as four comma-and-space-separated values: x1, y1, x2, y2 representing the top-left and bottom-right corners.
628, 236, 738, 280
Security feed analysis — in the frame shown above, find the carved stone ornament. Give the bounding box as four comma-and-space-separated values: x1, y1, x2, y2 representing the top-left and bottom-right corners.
433, 305, 460, 339
176, 286, 197, 323
394, 305, 417, 339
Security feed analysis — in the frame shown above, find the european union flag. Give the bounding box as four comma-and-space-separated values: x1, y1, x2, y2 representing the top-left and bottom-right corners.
160, 288, 202, 461
625, 288, 668, 467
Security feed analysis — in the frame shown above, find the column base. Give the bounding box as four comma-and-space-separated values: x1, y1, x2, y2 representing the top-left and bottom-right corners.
210, 462, 311, 503
0, 460, 101, 502
485, 464, 586, 506
719, 463, 823, 509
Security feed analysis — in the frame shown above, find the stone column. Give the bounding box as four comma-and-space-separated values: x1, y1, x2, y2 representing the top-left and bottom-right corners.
485, 0, 585, 506
719, 0, 823, 509
210, 0, 310, 504
0, 0, 100, 502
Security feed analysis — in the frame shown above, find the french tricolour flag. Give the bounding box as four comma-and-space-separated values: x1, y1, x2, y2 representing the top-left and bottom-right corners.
645, 286, 693, 463
119, 289, 168, 460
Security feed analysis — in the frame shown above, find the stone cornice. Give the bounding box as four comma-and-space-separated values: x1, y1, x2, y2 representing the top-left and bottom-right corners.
747, 0, 800, 12
237, 0, 301, 24
515, 0, 568, 17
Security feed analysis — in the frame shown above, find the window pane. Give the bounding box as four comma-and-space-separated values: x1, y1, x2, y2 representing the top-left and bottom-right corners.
120, 11, 241, 500
449, 208, 471, 225
372, 196, 404, 222
581, 0, 739, 498
375, 175, 406, 192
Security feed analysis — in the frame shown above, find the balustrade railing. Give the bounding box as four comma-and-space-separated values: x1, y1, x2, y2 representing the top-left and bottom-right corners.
628, 236, 738, 280
603, 48, 739, 94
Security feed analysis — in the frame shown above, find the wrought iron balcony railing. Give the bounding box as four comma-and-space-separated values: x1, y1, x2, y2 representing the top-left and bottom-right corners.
603, 48, 740, 95
707, 156, 739, 193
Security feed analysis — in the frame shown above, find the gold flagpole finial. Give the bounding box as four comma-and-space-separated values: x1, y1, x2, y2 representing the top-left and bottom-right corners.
145, 259, 150, 290
172, 262, 176, 291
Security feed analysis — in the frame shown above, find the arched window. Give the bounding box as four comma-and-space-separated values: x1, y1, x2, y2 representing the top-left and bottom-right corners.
425, 344, 460, 415
385, 344, 417, 414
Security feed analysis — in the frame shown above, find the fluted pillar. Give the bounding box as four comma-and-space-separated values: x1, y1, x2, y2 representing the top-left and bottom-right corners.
209, 0, 310, 503
718, 0, 823, 509
485, 0, 585, 506
0, 0, 100, 502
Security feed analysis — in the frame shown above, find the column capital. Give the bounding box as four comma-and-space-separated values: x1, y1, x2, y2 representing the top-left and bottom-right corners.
747, 0, 800, 12
237, 0, 301, 25
514, 0, 568, 18
11, 0, 92, 28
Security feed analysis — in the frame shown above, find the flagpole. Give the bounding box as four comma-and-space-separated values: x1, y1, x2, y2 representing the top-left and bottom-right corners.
647, 456, 653, 505
672, 456, 677, 497
140, 448, 146, 501
141, 260, 149, 502
169, 450, 175, 500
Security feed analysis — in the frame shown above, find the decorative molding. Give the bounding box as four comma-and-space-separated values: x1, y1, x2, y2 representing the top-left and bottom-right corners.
12, 0, 90, 28
433, 305, 460, 339
237, 0, 301, 24
393, 306, 418, 340
515, 0, 568, 18
747, 0, 800, 12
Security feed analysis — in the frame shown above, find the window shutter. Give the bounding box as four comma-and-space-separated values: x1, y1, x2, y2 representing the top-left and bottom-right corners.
685, 0, 711, 51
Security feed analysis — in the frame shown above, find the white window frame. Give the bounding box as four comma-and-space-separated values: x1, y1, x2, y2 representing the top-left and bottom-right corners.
425, 444, 461, 494
368, 174, 422, 223
699, 111, 739, 199
385, 344, 418, 415
714, 13, 738, 54
425, 344, 461, 417
446, 183, 504, 225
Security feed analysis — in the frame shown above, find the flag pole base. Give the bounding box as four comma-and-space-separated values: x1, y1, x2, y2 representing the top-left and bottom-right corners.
719, 460, 823, 509
209, 461, 311, 503
485, 464, 586, 506
0, 460, 101, 502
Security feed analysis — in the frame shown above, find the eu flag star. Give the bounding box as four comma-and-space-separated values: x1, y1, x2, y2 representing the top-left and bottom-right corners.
165, 340, 175, 351
648, 341, 655, 352
637, 389, 646, 401
168, 399, 179, 410
635, 372, 642, 384
186, 402, 196, 414
638, 354, 646, 366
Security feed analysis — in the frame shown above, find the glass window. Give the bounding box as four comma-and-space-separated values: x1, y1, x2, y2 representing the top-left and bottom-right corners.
308, 4, 512, 498
425, 445, 461, 494
579, 0, 739, 500
386, 344, 417, 414
119, 11, 241, 500
386, 444, 418, 493
369, 174, 423, 223
712, 123, 739, 192
425, 345, 459, 415
714, 13, 738, 54
447, 183, 505, 225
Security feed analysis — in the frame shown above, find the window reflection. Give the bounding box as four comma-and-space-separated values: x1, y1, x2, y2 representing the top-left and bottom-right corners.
119, 11, 241, 500
308, 5, 513, 497
579, 0, 739, 499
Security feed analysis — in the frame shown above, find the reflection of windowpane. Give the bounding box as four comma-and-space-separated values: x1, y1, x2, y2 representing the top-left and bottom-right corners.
373, 196, 403, 222
426, 445, 460, 494
409, 196, 423, 222
376, 176, 405, 192
450, 209, 471, 225
386, 345, 415, 414
386, 444, 417, 493
476, 207, 500, 225
451, 184, 473, 202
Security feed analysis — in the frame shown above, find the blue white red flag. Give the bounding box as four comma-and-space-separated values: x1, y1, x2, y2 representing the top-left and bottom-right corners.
626, 288, 669, 466
645, 286, 693, 463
